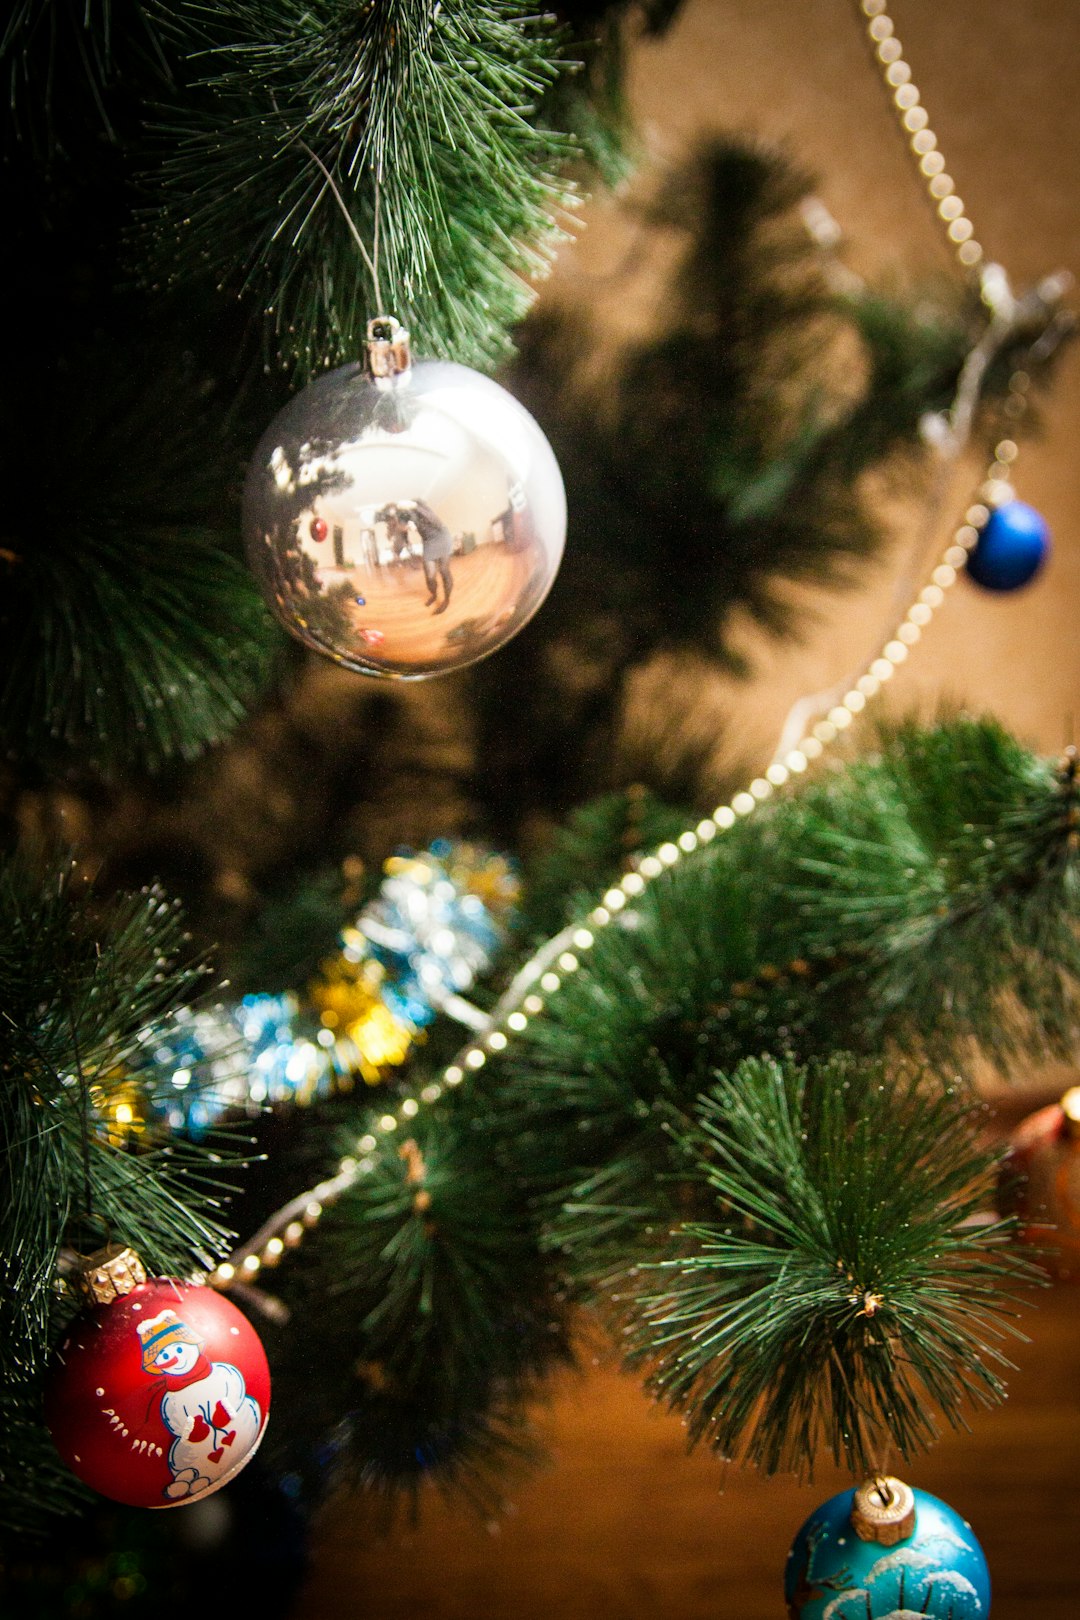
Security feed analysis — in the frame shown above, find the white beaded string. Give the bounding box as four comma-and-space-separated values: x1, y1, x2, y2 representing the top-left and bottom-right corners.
204, 0, 1058, 1294
856, 0, 983, 272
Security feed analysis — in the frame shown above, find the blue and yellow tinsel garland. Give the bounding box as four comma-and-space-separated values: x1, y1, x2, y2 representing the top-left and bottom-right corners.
109, 841, 518, 1139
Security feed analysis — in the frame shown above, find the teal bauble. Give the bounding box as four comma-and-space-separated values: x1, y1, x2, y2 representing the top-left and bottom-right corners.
784, 1477, 991, 1619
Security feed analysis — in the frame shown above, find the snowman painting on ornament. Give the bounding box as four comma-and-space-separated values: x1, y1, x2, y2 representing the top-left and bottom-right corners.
136, 1308, 263, 1502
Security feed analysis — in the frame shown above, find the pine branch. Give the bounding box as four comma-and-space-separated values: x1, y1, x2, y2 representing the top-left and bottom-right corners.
493, 719, 1080, 1306
622, 1056, 1036, 1478
321, 1114, 560, 1390
0, 1400, 93, 1538
520, 787, 692, 940
497, 716, 1080, 1231
0, 855, 246, 1537
225, 865, 360, 996
143, 2, 579, 375
778, 718, 1080, 1063
539, 1, 688, 188
0, 344, 281, 778
1, 0, 170, 150
265, 1105, 571, 1506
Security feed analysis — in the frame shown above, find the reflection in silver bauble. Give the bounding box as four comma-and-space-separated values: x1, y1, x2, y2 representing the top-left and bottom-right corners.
243, 359, 566, 678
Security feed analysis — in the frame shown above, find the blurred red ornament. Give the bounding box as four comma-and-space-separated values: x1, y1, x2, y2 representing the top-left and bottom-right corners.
45, 1263, 271, 1508
1001, 1086, 1080, 1280
310, 516, 329, 542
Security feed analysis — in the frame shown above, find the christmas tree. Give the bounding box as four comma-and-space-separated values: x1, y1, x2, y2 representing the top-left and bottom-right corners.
3, 2, 1079, 1615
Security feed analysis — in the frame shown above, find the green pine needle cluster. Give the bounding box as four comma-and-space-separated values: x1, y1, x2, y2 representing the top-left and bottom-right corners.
626, 1056, 1031, 1477
0, 855, 245, 1535
0, 346, 281, 779
145, 1, 579, 375
267, 1109, 569, 1507
1, 0, 170, 149
776, 720, 1080, 1062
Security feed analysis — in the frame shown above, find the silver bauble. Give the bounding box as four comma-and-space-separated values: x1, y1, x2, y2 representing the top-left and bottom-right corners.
243, 320, 566, 678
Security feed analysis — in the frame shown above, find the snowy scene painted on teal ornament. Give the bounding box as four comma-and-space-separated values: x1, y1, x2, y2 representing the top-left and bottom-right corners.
784, 1486, 991, 1619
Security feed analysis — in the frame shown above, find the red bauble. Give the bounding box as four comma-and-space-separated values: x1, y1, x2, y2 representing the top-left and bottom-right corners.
1001, 1089, 1080, 1280
45, 1279, 271, 1508
309, 516, 329, 542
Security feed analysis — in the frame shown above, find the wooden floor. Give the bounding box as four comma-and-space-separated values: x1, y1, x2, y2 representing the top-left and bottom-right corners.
295, 1283, 1080, 1619
329, 546, 540, 673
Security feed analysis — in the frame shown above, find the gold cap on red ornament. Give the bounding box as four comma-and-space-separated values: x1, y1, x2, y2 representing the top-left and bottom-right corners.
74, 1243, 147, 1306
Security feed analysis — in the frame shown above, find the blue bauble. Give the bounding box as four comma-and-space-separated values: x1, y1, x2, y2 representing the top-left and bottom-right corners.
785, 1483, 991, 1619
966, 499, 1049, 591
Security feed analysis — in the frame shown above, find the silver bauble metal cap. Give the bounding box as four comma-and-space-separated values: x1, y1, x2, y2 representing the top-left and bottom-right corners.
364, 316, 412, 381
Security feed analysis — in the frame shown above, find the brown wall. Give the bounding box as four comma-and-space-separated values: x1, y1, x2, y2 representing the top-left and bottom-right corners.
554, 0, 1080, 766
